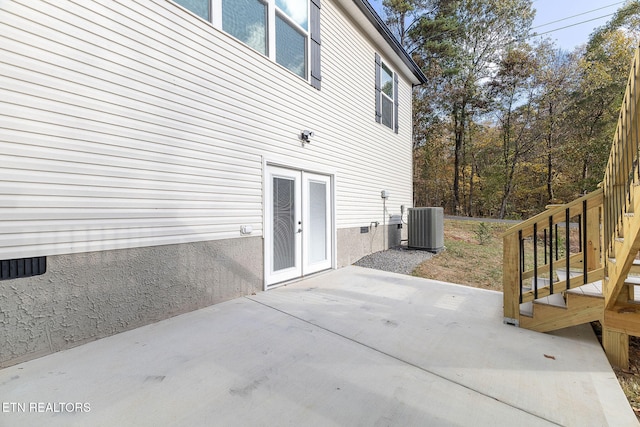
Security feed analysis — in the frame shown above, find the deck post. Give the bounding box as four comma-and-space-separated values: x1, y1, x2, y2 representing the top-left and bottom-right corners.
503, 233, 520, 326
602, 326, 629, 369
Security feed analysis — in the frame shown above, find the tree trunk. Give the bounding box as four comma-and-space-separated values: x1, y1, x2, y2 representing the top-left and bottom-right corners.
547, 103, 554, 202
547, 149, 554, 201
582, 159, 589, 193
468, 155, 476, 216
453, 103, 466, 215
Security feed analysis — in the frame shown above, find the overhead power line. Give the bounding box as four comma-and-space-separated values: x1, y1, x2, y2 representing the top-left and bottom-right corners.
531, 1, 624, 30
529, 13, 616, 38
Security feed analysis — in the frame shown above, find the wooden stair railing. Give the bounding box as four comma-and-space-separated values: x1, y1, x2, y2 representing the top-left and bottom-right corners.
599, 46, 640, 368
503, 46, 640, 368
503, 189, 604, 328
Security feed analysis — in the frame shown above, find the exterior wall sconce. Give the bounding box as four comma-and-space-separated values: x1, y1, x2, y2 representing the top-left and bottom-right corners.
300, 130, 315, 143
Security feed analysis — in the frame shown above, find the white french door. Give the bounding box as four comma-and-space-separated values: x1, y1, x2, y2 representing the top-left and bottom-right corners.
302, 172, 332, 275
265, 166, 333, 287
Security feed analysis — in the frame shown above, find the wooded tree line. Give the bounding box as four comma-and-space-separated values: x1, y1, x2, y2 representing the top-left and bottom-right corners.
383, 0, 640, 218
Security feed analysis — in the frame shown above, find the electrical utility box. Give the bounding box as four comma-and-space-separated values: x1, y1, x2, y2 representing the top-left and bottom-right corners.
408, 207, 444, 252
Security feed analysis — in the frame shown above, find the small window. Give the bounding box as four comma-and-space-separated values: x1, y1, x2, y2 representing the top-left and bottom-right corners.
380, 62, 394, 129
375, 54, 399, 133
173, 0, 210, 21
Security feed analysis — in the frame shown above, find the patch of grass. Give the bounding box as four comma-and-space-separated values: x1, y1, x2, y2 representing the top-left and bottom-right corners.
412, 220, 509, 291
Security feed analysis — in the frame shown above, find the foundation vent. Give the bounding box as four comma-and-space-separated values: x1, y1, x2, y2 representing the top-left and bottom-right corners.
1, 257, 47, 281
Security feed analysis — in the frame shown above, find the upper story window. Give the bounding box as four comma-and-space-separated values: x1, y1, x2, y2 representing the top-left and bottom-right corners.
173, 0, 210, 21
275, 0, 309, 78
380, 62, 394, 129
171, 0, 321, 89
375, 53, 399, 133
222, 0, 267, 55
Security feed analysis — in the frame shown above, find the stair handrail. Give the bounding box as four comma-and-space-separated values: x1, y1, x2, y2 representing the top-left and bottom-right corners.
602, 47, 640, 261
503, 189, 603, 326
503, 189, 603, 239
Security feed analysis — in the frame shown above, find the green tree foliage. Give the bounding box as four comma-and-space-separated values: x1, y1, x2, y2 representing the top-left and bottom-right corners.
386, 0, 640, 219
488, 45, 538, 218
566, 4, 640, 194
390, 0, 534, 214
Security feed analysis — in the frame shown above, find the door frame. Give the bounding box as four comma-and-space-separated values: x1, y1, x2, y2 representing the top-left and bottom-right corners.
263, 161, 336, 290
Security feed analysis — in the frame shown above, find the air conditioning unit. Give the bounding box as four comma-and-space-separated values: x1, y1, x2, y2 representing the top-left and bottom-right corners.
408, 207, 444, 252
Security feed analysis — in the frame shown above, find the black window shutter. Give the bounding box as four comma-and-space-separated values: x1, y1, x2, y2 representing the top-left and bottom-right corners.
310, 0, 321, 90
393, 73, 399, 134
375, 53, 381, 123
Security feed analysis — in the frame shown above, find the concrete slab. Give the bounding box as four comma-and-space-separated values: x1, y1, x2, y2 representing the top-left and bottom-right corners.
0, 266, 637, 426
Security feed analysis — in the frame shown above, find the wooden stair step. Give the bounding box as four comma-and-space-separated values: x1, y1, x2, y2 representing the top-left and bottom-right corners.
629, 258, 640, 274
519, 291, 567, 317
520, 301, 533, 317
556, 268, 586, 281
566, 280, 604, 298
534, 292, 566, 308
520, 293, 604, 333
529, 277, 552, 289
556, 269, 603, 297
624, 275, 640, 285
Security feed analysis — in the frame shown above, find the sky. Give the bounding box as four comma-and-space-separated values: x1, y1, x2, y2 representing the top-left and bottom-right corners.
368, 0, 626, 51
530, 0, 625, 50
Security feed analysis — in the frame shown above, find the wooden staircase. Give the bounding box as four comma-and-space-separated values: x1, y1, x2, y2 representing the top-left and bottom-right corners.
503, 47, 640, 368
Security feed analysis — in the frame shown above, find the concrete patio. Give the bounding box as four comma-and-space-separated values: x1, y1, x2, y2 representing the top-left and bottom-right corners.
0, 266, 637, 426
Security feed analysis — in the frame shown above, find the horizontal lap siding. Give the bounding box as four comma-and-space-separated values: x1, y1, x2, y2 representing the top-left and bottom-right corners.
0, 0, 415, 258
320, 2, 414, 228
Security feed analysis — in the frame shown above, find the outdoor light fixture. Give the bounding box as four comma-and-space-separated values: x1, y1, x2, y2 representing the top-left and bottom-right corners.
300, 130, 315, 142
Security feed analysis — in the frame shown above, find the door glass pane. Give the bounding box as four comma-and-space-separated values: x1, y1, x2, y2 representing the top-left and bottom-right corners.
174, 0, 210, 20
276, 15, 307, 78
276, 0, 308, 30
309, 181, 327, 263
273, 177, 296, 271
222, 0, 267, 55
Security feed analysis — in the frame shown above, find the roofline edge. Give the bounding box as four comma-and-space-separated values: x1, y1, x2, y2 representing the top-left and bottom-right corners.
352, 0, 428, 85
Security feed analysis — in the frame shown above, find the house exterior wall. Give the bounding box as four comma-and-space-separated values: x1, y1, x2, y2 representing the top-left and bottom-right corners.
1, 237, 263, 367
0, 0, 417, 366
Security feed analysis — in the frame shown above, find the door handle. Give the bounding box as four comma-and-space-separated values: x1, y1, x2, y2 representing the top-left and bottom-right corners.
297, 228, 303, 233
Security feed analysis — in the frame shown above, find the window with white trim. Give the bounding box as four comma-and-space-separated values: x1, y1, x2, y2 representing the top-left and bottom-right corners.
222, 0, 267, 55
170, 0, 321, 89
173, 0, 210, 21
375, 53, 399, 133
275, 0, 308, 78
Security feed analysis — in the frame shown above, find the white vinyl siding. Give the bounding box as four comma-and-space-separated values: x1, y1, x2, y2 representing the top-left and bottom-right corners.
0, 0, 415, 259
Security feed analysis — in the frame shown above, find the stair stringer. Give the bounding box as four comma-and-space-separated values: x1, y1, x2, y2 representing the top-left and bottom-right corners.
520, 293, 604, 333
605, 185, 640, 310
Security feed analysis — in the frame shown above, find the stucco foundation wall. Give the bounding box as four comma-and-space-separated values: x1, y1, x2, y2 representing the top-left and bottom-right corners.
0, 236, 262, 368
337, 224, 407, 267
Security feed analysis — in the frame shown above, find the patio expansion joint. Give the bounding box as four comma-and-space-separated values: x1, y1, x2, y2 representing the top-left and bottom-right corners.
245, 296, 563, 426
